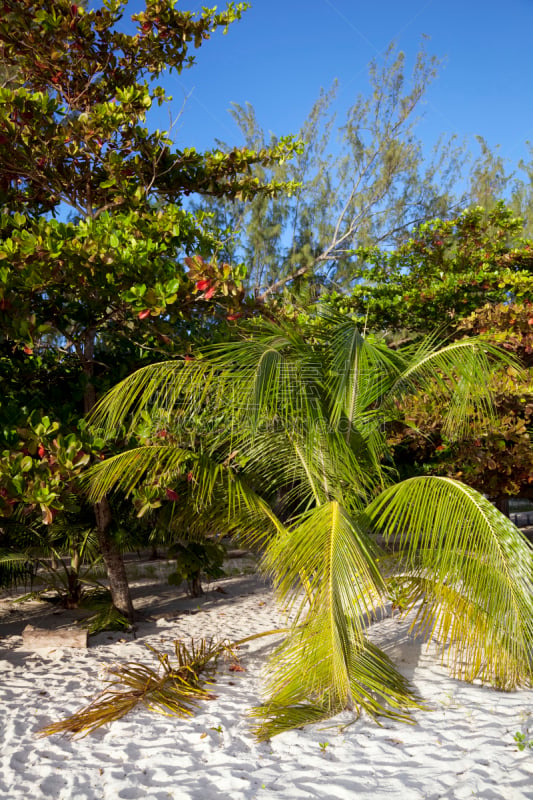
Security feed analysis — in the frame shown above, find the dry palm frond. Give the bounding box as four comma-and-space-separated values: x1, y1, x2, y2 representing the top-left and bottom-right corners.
39, 638, 235, 739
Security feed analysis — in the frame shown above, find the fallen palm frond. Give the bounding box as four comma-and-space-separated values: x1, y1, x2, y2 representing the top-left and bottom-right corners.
39, 638, 235, 739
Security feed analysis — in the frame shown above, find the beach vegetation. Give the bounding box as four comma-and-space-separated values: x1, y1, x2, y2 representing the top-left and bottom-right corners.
40, 638, 235, 738
325, 203, 533, 334
326, 204, 533, 514
514, 730, 533, 751
86, 309, 533, 738
0, 0, 301, 618
167, 539, 226, 598
0, 511, 103, 607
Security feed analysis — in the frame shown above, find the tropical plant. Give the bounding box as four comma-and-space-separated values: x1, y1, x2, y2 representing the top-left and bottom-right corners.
86, 310, 533, 738
0, 513, 101, 607
167, 539, 226, 597
514, 730, 533, 751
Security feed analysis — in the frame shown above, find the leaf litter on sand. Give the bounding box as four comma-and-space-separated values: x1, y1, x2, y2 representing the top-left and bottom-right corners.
38, 638, 235, 738
38, 629, 285, 739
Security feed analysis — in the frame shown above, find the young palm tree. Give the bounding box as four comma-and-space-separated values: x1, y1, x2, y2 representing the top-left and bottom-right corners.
88, 310, 533, 738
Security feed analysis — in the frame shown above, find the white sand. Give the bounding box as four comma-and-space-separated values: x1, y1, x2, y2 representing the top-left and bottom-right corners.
1, 565, 532, 800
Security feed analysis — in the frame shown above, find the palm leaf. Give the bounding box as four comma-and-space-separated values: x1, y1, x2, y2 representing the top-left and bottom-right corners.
367, 476, 533, 687
388, 336, 519, 440
251, 500, 421, 735
251, 636, 423, 740
85, 445, 197, 501
39, 638, 232, 739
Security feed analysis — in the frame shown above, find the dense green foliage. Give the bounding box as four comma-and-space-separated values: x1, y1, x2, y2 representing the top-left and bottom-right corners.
88, 312, 533, 735
0, 0, 300, 614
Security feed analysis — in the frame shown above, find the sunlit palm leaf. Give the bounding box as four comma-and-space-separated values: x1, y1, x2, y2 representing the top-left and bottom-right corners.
86, 446, 196, 501
326, 317, 404, 428
367, 476, 533, 687
251, 500, 421, 735
252, 635, 423, 740
263, 500, 384, 624
388, 336, 518, 440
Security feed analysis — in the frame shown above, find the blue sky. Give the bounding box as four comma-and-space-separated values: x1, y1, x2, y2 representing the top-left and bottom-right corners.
131, 0, 533, 180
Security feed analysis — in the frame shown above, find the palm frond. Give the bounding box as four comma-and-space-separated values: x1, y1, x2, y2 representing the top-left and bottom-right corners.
251, 636, 423, 740
389, 337, 520, 440
248, 499, 420, 737
263, 500, 384, 624
89, 359, 217, 438
39, 638, 232, 738
86, 446, 196, 501
326, 318, 404, 429
367, 476, 533, 687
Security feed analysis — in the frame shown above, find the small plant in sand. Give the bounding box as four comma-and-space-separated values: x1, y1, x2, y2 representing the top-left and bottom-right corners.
79, 588, 132, 635
39, 638, 237, 738
514, 731, 533, 751
167, 540, 226, 598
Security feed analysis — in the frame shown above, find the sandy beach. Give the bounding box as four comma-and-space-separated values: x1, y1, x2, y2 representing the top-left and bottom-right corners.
1, 558, 532, 800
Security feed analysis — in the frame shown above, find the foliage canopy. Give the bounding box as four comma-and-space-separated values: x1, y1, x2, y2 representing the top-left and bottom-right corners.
88, 311, 533, 736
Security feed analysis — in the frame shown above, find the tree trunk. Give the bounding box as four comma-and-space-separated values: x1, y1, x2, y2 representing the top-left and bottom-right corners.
495, 495, 510, 518
187, 574, 203, 598
94, 496, 134, 620
82, 328, 134, 622
64, 549, 82, 608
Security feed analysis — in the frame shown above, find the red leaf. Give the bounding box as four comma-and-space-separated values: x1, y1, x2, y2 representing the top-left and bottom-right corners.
38, 445, 46, 458
195, 279, 211, 292
229, 664, 246, 672
138, 309, 151, 320
166, 488, 179, 502
204, 286, 216, 300
23, 346, 33, 355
